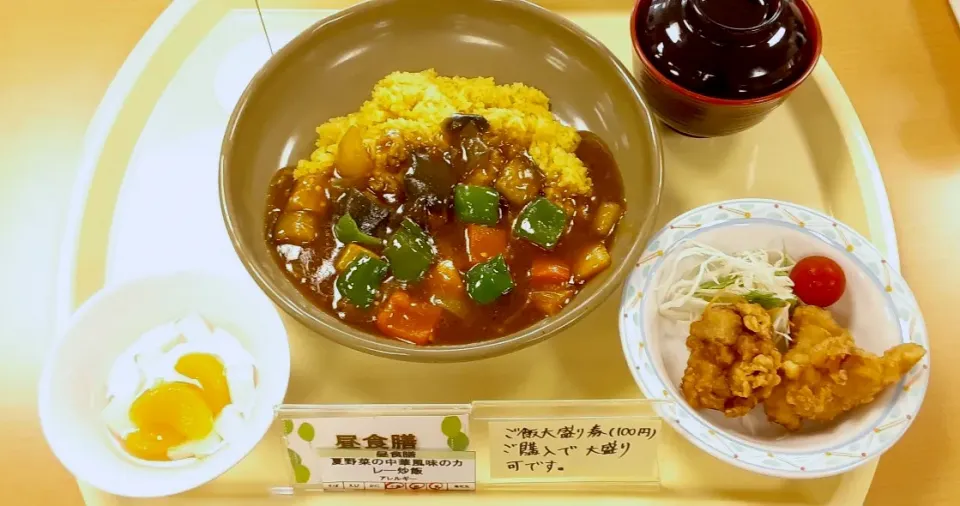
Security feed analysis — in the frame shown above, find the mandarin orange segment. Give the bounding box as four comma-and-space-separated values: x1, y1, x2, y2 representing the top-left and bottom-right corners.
174, 353, 232, 416
129, 382, 214, 440
122, 425, 187, 461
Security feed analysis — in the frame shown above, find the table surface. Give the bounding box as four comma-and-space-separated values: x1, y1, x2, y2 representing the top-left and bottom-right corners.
1, 1, 957, 505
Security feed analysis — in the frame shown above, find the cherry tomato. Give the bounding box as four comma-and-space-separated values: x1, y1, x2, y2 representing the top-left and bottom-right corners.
789, 256, 846, 307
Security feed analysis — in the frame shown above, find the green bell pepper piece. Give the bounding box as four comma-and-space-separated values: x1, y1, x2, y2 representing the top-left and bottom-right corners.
334, 214, 382, 247
454, 184, 500, 225
335, 255, 389, 309
384, 218, 435, 282
464, 254, 515, 304
512, 197, 568, 250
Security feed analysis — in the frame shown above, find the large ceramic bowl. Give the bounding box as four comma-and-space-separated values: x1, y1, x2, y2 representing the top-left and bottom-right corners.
220, 0, 663, 361
620, 199, 930, 478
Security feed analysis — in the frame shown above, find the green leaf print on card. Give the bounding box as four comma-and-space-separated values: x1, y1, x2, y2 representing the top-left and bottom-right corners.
294, 464, 311, 483
288, 448, 301, 467
297, 422, 315, 442
447, 432, 470, 451
440, 416, 462, 437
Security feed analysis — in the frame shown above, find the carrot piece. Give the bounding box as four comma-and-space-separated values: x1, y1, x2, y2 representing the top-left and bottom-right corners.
530, 258, 572, 286
466, 224, 508, 264
375, 291, 443, 345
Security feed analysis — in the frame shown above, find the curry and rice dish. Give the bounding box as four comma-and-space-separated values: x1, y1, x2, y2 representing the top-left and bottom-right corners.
263, 70, 625, 346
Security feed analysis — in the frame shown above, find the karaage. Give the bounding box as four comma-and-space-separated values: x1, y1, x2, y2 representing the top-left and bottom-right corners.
764, 305, 926, 430
680, 303, 783, 417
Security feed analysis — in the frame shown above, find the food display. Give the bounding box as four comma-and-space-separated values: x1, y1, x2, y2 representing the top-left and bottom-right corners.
101, 314, 257, 462
264, 70, 625, 346
659, 243, 927, 431
31, 0, 934, 496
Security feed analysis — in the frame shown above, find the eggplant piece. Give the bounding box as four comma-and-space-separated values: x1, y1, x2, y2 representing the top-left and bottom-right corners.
337, 188, 389, 234
443, 114, 490, 134
444, 114, 493, 181
464, 147, 502, 186
460, 126, 490, 175
404, 152, 457, 210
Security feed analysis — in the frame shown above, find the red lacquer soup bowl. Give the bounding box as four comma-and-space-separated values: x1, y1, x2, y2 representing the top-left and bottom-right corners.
630, 0, 823, 137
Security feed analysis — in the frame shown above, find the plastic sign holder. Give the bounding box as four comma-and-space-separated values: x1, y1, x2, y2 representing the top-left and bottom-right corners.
276, 399, 665, 493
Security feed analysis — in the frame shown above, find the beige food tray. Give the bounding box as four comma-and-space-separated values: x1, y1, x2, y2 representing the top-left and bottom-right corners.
61, 0, 897, 504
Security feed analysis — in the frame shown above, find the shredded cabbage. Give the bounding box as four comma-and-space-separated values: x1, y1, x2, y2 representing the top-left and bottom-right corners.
657, 241, 797, 342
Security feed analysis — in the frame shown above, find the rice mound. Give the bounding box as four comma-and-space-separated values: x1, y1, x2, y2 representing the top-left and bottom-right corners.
295, 69, 592, 197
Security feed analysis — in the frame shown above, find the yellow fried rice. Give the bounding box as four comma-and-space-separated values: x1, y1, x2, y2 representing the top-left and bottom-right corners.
294, 69, 592, 197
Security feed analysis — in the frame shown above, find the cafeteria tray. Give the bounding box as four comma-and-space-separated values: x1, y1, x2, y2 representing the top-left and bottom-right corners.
58, 0, 898, 504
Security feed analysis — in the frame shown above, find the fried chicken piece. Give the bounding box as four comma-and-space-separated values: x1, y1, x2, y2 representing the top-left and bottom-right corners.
680, 303, 783, 417
764, 305, 926, 431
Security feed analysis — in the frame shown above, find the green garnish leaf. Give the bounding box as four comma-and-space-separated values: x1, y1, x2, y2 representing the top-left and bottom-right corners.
699, 274, 737, 290
743, 291, 793, 310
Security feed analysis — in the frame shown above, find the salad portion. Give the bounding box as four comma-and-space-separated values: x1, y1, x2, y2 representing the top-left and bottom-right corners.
657, 241, 847, 343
